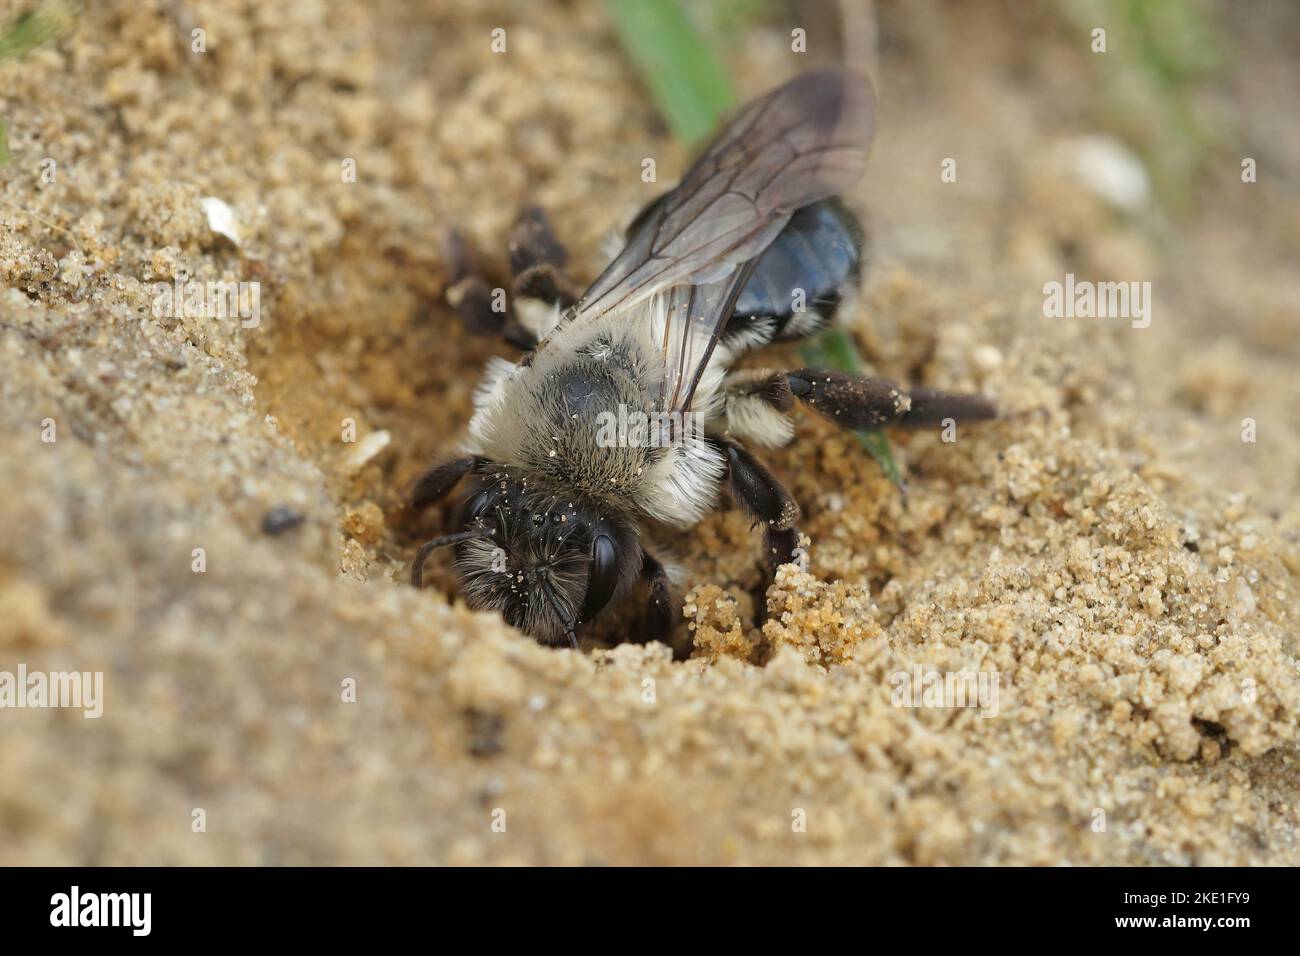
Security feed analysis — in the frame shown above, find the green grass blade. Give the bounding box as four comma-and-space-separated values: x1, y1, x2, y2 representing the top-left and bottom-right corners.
0, 9, 62, 61
604, 0, 736, 145
801, 327, 905, 491
1, 5, 72, 167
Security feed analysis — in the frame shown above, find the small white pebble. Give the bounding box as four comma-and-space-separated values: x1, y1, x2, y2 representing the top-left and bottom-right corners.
1233, 577, 1255, 617
200, 196, 241, 245
342, 430, 390, 474
972, 344, 1003, 373
1059, 135, 1151, 211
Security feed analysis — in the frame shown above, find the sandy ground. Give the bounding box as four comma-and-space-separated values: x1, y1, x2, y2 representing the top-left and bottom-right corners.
1, 0, 1297, 864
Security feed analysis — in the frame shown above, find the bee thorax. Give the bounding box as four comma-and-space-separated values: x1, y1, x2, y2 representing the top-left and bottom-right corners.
465, 324, 726, 527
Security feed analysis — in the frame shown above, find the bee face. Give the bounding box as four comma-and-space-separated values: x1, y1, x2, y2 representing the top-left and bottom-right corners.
451, 472, 638, 645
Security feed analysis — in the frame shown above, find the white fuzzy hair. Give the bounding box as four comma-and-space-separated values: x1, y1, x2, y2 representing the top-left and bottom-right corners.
463, 292, 729, 528
719, 368, 796, 448
513, 297, 561, 341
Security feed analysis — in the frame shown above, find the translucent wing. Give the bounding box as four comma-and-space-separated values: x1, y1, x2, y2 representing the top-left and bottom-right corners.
572, 67, 876, 412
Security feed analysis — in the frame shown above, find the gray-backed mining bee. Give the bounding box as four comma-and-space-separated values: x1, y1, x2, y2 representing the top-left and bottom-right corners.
412, 68, 995, 648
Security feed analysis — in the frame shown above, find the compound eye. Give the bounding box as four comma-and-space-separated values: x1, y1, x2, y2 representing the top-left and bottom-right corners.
579, 534, 618, 624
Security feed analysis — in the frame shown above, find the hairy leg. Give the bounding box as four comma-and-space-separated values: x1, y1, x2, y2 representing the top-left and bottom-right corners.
717, 369, 797, 448
409, 455, 482, 588
410, 455, 480, 512
785, 368, 996, 431
639, 548, 676, 646
442, 206, 576, 350
708, 436, 802, 575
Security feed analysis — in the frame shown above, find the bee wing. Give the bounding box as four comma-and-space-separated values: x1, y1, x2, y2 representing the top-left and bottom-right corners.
652, 262, 760, 412
572, 67, 875, 412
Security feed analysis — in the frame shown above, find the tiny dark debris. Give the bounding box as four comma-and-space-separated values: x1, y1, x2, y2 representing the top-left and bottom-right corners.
261, 505, 306, 536
466, 709, 505, 758
1192, 717, 1228, 741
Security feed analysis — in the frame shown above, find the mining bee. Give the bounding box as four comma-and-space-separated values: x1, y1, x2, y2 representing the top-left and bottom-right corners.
412, 68, 995, 648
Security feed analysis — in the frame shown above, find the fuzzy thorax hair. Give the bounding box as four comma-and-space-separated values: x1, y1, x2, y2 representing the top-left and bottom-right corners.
465, 301, 727, 528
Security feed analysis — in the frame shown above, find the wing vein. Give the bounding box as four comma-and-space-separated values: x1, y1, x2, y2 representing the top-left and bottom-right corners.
560, 68, 876, 414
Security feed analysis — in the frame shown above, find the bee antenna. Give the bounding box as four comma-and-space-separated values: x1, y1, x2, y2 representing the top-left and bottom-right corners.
411, 528, 492, 588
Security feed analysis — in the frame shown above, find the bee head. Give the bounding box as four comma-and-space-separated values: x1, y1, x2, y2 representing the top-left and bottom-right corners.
447, 471, 639, 646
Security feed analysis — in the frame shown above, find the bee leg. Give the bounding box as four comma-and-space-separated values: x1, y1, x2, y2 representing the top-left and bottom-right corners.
409, 456, 484, 588
785, 368, 996, 431
639, 549, 677, 646
508, 206, 574, 306
506, 206, 576, 347
896, 387, 999, 428
709, 436, 803, 577
761, 527, 803, 576
720, 369, 796, 449
443, 229, 506, 335
442, 230, 538, 350
410, 455, 481, 512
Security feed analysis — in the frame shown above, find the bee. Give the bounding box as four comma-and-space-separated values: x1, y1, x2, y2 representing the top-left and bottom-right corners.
412, 68, 995, 648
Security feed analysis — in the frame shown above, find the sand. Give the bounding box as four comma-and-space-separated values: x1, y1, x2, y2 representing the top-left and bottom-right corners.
0, 0, 1297, 864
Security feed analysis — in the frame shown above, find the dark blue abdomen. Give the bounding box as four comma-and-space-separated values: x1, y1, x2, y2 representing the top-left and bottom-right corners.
625, 194, 863, 349
730, 198, 862, 331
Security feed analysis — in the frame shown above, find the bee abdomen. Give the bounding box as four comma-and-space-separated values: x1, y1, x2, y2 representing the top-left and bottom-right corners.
724, 198, 863, 349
